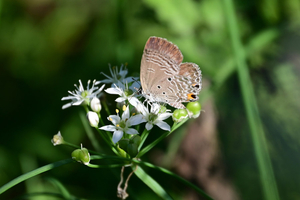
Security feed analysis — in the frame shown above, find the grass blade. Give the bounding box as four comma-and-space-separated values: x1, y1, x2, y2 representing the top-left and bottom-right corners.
133, 159, 214, 200
222, 0, 280, 199
0, 159, 73, 195
133, 165, 173, 200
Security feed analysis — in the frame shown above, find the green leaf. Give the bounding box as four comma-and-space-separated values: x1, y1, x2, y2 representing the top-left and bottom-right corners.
133, 160, 214, 200
45, 177, 72, 199
222, 1, 280, 200
0, 159, 73, 195
133, 165, 173, 200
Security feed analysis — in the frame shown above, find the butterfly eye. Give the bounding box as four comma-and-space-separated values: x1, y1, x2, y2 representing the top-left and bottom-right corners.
162, 92, 166, 95
157, 85, 161, 89
167, 77, 172, 81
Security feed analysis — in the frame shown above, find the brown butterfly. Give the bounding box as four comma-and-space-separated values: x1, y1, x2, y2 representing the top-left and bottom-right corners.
140, 36, 202, 109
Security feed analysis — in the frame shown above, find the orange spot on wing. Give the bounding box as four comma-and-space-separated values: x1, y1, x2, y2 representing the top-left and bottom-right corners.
187, 93, 195, 100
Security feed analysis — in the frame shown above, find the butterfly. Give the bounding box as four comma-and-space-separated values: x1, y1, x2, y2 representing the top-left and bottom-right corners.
140, 36, 202, 109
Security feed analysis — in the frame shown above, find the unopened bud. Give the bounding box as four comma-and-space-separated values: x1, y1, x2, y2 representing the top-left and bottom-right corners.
118, 139, 129, 151
87, 111, 99, 127
71, 145, 90, 165
129, 135, 141, 146
90, 97, 101, 112
51, 131, 64, 146
127, 143, 138, 158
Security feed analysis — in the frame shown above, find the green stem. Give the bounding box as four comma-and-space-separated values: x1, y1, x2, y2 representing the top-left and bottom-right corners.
99, 115, 113, 142
95, 128, 120, 155
90, 155, 131, 162
138, 129, 150, 151
87, 163, 124, 168
81, 105, 118, 155
222, 1, 279, 200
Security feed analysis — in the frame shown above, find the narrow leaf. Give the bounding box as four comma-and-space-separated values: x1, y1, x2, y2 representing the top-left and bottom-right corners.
133, 165, 173, 200
0, 159, 73, 195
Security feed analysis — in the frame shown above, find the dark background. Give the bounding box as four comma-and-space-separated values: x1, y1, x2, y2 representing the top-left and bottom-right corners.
1, 0, 300, 199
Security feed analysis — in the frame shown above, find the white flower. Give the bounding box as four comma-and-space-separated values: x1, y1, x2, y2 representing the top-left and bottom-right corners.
51, 131, 64, 146
61, 80, 105, 109
99, 105, 145, 143
105, 81, 140, 103
87, 111, 99, 127
129, 97, 172, 131
90, 97, 101, 112
101, 65, 136, 86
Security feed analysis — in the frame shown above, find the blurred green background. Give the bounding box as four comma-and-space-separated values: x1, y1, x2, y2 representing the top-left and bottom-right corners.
1, 0, 300, 199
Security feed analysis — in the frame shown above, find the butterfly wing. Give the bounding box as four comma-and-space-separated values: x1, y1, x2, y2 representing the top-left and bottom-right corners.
140, 36, 202, 109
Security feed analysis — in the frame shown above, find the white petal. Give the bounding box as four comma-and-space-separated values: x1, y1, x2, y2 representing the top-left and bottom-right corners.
99, 125, 116, 132
155, 121, 170, 131
145, 123, 153, 130
123, 76, 134, 83
62, 103, 73, 109
112, 130, 123, 143
78, 80, 84, 91
126, 128, 139, 135
157, 113, 172, 121
127, 114, 146, 126
115, 97, 126, 102
105, 87, 122, 95
100, 78, 113, 83
61, 96, 76, 100
98, 84, 105, 91
129, 80, 140, 91
119, 69, 128, 77
134, 102, 148, 116
108, 115, 120, 125
129, 97, 140, 107
122, 106, 130, 120
94, 80, 101, 85
116, 81, 126, 90
72, 99, 84, 105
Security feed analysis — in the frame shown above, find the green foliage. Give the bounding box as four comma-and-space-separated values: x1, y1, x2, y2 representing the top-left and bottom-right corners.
1, 0, 300, 199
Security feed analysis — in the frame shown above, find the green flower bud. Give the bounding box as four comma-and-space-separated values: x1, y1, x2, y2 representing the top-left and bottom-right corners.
118, 139, 129, 151
71, 146, 90, 165
127, 143, 138, 158
117, 146, 128, 159
129, 135, 141, 146
186, 102, 201, 118
172, 109, 188, 123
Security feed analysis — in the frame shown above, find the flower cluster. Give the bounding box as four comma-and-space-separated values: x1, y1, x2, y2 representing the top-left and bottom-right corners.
58, 64, 201, 152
